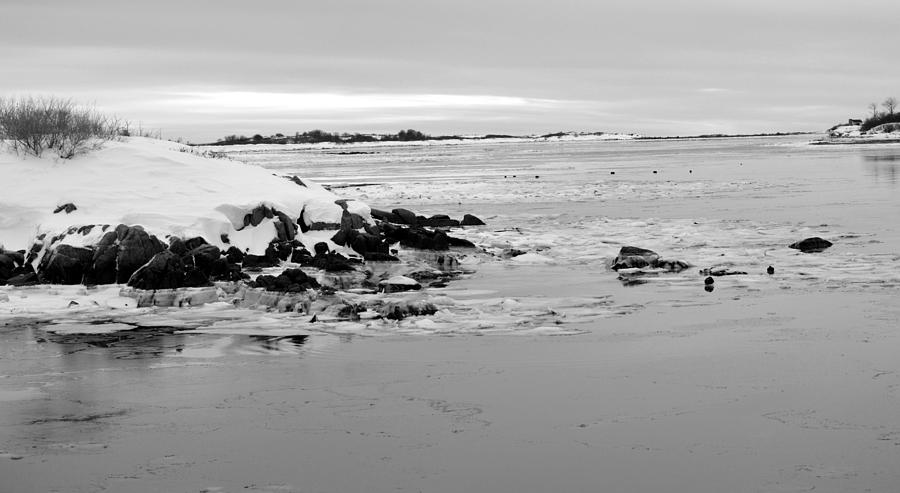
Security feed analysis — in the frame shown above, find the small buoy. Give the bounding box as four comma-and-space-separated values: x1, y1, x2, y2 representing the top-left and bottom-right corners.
610, 171, 615, 175
535, 175, 539, 179
503, 175, 507, 178
689, 169, 693, 173
652, 170, 658, 174
767, 266, 775, 275
704, 276, 715, 285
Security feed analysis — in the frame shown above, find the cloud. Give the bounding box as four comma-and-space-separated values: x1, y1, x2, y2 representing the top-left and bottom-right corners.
156, 91, 558, 114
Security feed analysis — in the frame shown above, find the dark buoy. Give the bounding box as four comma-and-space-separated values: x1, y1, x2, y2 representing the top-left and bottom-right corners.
689, 169, 693, 173
652, 170, 658, 174
767, 266, 775, 275
704, 276, 715, 285
535, 175, 539, 179
610, 171, 615, 175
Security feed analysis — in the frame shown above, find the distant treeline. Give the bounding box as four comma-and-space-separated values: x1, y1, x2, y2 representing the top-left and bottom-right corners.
637, 131, 813, 140
209, 129, 454, 146
203, 129, 626, 146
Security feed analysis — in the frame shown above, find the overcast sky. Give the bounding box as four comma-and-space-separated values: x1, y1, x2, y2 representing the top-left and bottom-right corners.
3, 0, 898, 141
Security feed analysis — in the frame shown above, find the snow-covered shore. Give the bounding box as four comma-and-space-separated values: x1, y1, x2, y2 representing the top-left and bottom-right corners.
0, 137, 361, 256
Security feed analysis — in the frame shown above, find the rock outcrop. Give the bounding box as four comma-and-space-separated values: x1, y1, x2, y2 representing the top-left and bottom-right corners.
789, 237, 832, 253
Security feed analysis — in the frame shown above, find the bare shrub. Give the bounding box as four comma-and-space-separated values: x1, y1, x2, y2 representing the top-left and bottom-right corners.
0, 96, 121, 159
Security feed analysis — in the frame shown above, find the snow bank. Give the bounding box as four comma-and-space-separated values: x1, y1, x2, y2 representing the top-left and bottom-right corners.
0, 137, 369, 254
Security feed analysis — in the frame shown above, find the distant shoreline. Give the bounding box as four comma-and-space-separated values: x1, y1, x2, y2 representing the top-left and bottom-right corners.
195, 130, 817, 148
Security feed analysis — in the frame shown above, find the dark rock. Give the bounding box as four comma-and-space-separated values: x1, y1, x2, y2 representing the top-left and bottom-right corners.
115, 225, 166, 284
381, 300, 437, 320
275, 212, 297, 241
308, 221, 341, 231
225, 246, 244, 264
182, 266, 211, 287
370, 208, 402, 224
249, 205, 266, 226
767, 266, 775, 275
611, 246, 660, 270
447, 236, 476, 248
699, 266, 747, 276
39, 245, 94, 284
314, 242, 330, 257
290, 248, 313, 264
340, 210, 367, 230
183, 244, 221, 276
184, 237, 208, 251
6, 271, 39, 287
789, 237, 833, 253
297, 206, 310, 233
316, 252, 355, 272
334, 199, 350, 210
657, 260, 691, 272
422, 214, 460, 228
288, 176, 307, 187
220, 233, 230, 244
704, 284, 714, 292
53, 203, 77, 214
502, 248, 527, 258
168, 237, 188, 256
242, 254, 279, 269
252, 268, 320, 292
704, 276, 715, 285
265, 241, 293, 262
392, 208, 418, 225
0, 253, 17, 281
127, 250, 186, 290
461, 214, 486, 226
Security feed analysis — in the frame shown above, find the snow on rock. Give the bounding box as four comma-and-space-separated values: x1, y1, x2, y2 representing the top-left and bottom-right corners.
0, 137, 368, 256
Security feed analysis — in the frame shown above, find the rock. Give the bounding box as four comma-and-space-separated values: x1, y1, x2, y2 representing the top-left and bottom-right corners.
297, 206, 310, 233
127, 250, 186, 290
242, 254, 279, 269
287, 176, 307, 187
767, 265, 775, 275
290, 248, 313, 264
53, 203, 77, 214
370, 208, 402, 224
657, 259, 691, 272
699, 265, 746, 276
6, 271, 39, 286
168, 237, 188, 256
379, 275, 422, 293
704, 276, 715, 285
38, 245, 94, 284
789, 237, 833, 253
379, 299, 437, 319
313, 242, 330, 257
0, 253, 17, 281
225, 246, 244, 264
340, 210, 367, 230
461, 214, 486, 226
422, 214, 460, 228
182, 266, 211, 288
611, 246, 660, 270
392, 208, 418, 225
114, 225, 167, 284
447, 236, 476, 248
183, 244, 221, 276
184, 236, 208, 251
251, 268, 320, 292
275, 211, 297, 241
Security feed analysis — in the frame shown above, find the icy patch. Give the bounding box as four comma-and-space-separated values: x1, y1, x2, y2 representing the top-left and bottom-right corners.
43, 322, 138, 335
